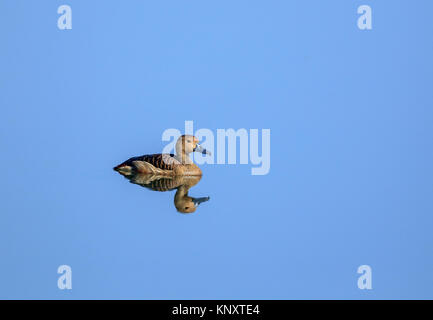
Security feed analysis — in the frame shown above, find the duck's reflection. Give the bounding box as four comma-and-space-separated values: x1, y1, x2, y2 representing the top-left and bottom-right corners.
116, 172, 210, 214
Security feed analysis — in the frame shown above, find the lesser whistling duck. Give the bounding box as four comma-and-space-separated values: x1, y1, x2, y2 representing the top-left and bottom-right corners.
113, 135, 211, 176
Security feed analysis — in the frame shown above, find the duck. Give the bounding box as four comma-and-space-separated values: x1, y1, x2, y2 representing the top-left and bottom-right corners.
116, 172, 210, 214
113, 135, 211, 176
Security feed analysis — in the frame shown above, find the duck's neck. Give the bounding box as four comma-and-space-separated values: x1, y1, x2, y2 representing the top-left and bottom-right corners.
176, 150, 193, 164
176, 185, 189, 198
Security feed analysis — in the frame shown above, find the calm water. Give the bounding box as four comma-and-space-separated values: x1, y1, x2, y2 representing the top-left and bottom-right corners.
1, 1, 433, 299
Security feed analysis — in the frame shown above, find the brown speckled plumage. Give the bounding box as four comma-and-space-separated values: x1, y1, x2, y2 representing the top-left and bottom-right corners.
114, 153, 179, 171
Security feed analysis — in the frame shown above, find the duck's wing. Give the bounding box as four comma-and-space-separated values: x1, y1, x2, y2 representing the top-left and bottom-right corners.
135, 153, 181, 170
116, 153, 180, 171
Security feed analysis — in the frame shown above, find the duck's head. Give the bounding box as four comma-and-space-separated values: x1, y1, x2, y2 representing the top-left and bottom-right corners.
175, 193, 210, 214
176, 135, 211, 156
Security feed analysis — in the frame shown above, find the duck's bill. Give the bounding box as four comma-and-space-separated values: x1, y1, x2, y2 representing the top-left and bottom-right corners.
192, 196, 210, 207
194, 144, 212, 156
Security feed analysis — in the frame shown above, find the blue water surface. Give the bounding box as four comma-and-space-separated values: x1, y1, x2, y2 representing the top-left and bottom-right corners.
0, 1, 432, 299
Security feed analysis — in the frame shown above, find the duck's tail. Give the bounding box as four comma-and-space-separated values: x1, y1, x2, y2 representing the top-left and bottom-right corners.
113, 162, 130, 172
